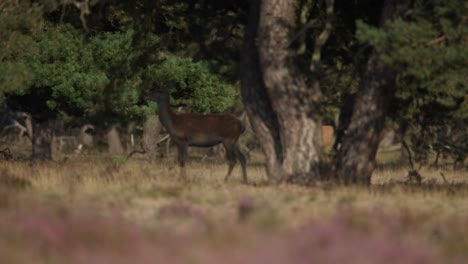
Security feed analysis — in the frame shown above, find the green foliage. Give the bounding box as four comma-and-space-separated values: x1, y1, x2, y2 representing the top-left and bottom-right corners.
90, 29, 157, 122
1, 9, 164, 125
356, 0, 468, 164
26, 24, 107, 121
0, 1, 43, 101
356, 0, 467, 118
148, 56, 236, 113
1, 1, 238, 126
16, 24, 156, 124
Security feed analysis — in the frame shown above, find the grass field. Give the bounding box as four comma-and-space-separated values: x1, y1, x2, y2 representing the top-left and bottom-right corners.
0, 153, 467, 263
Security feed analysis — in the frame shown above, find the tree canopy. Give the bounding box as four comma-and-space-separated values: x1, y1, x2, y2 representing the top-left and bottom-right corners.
1, 0, 236, 126
356, 0, 467, 165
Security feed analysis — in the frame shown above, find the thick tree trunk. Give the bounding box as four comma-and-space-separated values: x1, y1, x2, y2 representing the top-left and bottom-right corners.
142, 115, 161, 163
79, 124, 94, 148
258, 0, 322, 180
334, 0, 414, 185
106, 124, 124, 156
334, 54, 395, 184
240, 0, 284, 181
32, 122, 53, 160
17, 112, 33, 140
241, 0, 322, 182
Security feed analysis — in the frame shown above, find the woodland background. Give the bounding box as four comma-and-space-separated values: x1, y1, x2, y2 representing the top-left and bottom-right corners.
0, 1, 467, 263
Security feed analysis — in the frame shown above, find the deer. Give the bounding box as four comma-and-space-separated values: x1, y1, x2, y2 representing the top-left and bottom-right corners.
321, 125, 335, 150
150, 90, 248, 183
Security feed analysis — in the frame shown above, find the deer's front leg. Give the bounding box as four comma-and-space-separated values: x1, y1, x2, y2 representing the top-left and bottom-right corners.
176, 143, 188, 179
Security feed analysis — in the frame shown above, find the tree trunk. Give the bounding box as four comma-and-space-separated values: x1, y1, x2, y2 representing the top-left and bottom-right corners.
240, 0, 283, 181
241, 0, 322, 182
142, 115, 161, 163
17, 112, 33, 140
32, 122, 53, 160
106, 124, 124, 156
79, 124, 94, 148
334, 0, 414, 185
258, 0, 323, 180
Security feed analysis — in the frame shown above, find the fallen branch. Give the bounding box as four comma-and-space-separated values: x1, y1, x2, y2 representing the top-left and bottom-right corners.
427, 35, 447, 45
156, 134, 170, 145
405, 169, 423, 184
126, 142, 146, 160
126, 134, 170, 160
439, 172, 449, 184
0, 148, 13, 160
402, 139, 414, 169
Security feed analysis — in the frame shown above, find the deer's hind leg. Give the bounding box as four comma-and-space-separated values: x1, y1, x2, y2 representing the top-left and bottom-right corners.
223, 143, 238, 183
234, 144, 248, 184
176, 143, 188, 179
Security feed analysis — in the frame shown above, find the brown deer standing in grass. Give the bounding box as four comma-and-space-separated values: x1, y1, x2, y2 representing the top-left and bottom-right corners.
151, 90, 248, 183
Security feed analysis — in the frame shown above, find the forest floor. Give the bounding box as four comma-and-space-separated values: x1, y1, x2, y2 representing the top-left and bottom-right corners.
0, 151, 467, 263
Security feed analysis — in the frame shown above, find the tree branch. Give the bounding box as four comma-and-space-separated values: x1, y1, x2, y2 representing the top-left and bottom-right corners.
73, 0, 90, 31
427, 35, 447, 45
0, 148, 13, 160
310, 0, 334, 73
126, 134, 170, 160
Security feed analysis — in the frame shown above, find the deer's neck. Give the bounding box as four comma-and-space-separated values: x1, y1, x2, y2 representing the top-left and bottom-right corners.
157, 98, 176, 135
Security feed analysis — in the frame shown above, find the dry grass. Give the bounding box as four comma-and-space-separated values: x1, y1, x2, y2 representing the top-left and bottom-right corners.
0, 153, 467, 263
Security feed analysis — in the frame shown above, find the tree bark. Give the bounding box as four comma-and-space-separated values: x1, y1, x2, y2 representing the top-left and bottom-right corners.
106, 124, 124, 156
241, 0, 322, 182
334, 0, 414, 185
142, 115, 161, 163
240, 0, 283, 181
79, 124, 94, 148
32, 122, 53, 160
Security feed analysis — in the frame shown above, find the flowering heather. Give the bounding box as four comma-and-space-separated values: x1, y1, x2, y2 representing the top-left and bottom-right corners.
0, 203, 454, 264
0, 160, 466, 264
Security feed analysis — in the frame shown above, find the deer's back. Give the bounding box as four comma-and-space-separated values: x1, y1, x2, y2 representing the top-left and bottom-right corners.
171, 113, 244, 144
